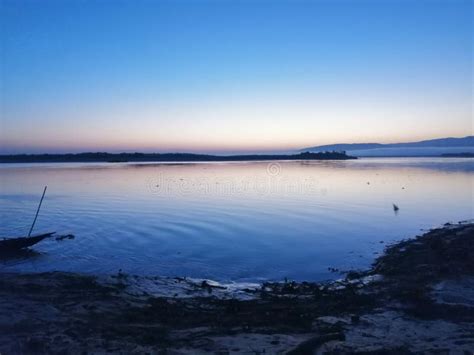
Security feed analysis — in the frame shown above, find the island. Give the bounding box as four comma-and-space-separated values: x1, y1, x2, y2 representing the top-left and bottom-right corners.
0, 151, 356, 163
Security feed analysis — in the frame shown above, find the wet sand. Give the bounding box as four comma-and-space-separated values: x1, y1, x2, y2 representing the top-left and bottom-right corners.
1, 222, 473, 354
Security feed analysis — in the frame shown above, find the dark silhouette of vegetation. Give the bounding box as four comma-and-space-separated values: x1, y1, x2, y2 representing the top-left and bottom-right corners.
0, 151, 356, 163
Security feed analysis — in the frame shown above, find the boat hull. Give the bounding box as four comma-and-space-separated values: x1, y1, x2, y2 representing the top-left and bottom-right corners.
0, 233, 55, 251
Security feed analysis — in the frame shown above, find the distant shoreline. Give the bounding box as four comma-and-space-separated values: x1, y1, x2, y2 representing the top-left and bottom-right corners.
441, 152, 474, 158
0, 151, 356, 164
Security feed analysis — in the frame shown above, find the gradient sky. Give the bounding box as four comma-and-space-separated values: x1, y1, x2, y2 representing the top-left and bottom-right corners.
1, 0, 472, 154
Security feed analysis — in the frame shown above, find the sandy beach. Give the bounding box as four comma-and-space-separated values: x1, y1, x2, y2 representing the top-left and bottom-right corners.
0, 221, 473, 354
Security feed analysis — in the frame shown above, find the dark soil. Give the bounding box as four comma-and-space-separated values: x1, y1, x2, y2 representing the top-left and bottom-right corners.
0, 222, 473, 354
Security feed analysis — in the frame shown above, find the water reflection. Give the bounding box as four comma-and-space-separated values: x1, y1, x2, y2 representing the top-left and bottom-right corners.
0, 249, 42, 265
0, 158, 473, 281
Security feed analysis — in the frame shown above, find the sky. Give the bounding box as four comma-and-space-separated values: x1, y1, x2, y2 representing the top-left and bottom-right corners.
1, 0, 472, 154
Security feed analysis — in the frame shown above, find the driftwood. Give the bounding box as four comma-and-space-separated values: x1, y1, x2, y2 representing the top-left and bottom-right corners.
0, 232, 55, 251
56, 234, 75, 241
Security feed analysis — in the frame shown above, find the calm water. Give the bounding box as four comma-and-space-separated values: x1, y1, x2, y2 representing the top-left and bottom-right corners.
0, 158, 473, 282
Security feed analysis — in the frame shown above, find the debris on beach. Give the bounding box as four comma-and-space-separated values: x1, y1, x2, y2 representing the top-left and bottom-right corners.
55, 234, 75, 241
1, 186, 76, 252
0, 222, 473, 353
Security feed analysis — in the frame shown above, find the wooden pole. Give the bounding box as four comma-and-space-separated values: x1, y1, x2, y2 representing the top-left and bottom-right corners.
28, 186, 47, 236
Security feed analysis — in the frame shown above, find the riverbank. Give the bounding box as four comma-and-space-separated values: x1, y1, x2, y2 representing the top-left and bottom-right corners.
1, 222, 473, 354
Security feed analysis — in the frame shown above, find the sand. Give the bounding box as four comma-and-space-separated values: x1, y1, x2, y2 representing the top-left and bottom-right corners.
0, 221, 473, 354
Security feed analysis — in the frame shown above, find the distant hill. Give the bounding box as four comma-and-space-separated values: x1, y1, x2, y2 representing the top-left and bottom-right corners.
302, 136, 474, 157
386, 136, 474, 148
302, 143, 384, 152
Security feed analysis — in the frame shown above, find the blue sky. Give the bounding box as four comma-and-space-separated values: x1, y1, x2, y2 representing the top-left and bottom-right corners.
1, 0, 472, 153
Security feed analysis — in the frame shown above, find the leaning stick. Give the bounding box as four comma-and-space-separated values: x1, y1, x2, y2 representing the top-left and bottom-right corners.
28, 186, 47, 236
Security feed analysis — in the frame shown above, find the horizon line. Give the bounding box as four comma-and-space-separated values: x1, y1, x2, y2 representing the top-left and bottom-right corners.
1, 134, 472, 156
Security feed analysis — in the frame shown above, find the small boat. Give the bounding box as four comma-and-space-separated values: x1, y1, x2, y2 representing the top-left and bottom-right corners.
0, 232, 55, 251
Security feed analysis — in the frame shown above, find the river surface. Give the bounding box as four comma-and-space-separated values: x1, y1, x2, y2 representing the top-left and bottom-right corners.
0, 158, 473, 281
